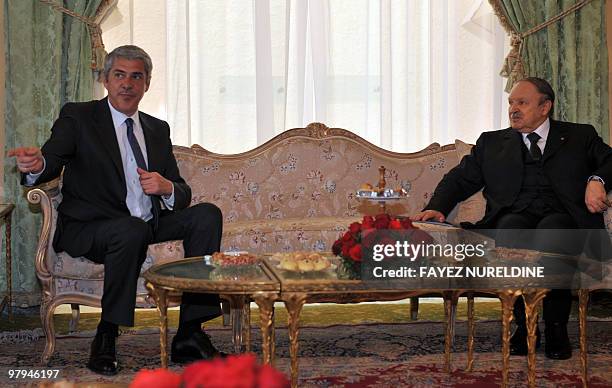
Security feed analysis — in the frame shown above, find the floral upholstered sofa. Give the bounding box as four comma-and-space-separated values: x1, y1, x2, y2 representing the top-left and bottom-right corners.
28, 122, 491, 364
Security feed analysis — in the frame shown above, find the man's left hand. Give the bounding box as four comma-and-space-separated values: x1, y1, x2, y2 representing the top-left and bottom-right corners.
585, 180, 611, 213
137, 168, 173, 196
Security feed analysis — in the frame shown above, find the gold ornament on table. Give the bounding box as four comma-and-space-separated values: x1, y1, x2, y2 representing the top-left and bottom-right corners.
356, 165, 408, 213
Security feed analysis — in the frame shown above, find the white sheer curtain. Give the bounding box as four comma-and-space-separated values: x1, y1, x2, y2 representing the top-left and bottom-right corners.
101, 0, 509, 153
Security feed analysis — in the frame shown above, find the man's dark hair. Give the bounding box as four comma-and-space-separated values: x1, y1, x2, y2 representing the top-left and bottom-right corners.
520, 77, 555, 117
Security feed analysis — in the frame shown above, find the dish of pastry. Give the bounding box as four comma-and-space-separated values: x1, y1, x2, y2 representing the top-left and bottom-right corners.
211, 251, 259, 267
270, 251, 333, 272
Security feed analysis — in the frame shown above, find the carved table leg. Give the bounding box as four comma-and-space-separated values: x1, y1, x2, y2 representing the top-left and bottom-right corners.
522, 289, 548, 388
284, 293, 307, 388
147, 282, 169, 368
466, 292, 475, 372
498, 289, 520, 388
253, 293, 278, 365
443, 290, 460, 373
578, 289, 590, 388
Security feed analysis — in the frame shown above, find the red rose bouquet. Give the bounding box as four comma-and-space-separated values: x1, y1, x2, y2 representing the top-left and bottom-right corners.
332, 214, 430, 278
130, 353, 289, 388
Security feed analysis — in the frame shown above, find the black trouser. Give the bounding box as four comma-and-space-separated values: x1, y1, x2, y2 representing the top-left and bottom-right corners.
494, 210, 578, 324
55, 203, 223, 326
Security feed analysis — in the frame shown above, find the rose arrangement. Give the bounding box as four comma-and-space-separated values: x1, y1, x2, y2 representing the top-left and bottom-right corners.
130, 353, 289, 388
332, 214, 430, 276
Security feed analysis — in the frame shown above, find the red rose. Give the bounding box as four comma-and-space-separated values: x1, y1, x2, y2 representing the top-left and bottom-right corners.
361, 216, 375, 230
361, 228, 375, 242
341, 231, 354, 242
400, 217, 414, 229
388, 219, 403, 229
257, 364, 290, 388
130, 369, 181, 388
349, 243, 362, 262
183, 355, 259, 388
341, 239, 356, 257
374, 213, 391, 229
348, 222, 362, 234
182, 359, 225, 388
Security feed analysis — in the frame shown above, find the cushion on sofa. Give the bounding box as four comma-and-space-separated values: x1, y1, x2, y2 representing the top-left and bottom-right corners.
446, 139, 486, 225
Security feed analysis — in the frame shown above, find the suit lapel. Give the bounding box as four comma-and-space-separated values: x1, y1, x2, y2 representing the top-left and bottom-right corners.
501, 127, 524, 168
93, 98, 125, 183
542, 120, 567, 163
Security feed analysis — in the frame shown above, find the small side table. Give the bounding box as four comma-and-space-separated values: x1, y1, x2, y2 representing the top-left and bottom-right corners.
0, 203, 15, 320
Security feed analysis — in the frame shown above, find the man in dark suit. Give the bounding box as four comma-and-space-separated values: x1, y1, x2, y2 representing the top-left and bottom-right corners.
9, 45, 224, 375
413, 77, 612, 360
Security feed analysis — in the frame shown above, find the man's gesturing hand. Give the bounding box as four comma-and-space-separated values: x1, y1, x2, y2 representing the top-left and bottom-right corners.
585, 180, 610, 214
8, 147, 44, 174
137, 168, 173, 196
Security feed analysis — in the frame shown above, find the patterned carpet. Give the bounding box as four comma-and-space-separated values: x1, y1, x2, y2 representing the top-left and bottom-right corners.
0, 320, 610, 387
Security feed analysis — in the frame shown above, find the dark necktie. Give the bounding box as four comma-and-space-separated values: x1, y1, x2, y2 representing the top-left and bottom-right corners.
125, 118, 159, 227
125, 118, 147, 170
527, 132, 542, 161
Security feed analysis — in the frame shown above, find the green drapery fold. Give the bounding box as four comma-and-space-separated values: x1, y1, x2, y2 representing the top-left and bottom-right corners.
3, 0, 102, 305
490, 0, 609, 143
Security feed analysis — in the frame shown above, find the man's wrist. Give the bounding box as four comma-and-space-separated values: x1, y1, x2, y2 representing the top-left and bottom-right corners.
162, 182, 174, 199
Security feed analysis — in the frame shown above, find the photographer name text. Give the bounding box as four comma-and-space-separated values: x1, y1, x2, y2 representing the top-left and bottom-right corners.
372, 266, 545, 278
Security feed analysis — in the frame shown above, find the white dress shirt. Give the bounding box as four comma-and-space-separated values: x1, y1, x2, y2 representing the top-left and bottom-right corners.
108, 100, 175, 220
521, 118, 550, 155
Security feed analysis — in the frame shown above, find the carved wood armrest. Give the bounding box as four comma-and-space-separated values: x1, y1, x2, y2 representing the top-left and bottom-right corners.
26, 184, 58, 280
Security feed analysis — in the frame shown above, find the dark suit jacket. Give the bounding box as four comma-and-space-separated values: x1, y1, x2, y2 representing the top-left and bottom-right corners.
29, 98, 191, 254
425, 120, 612, 229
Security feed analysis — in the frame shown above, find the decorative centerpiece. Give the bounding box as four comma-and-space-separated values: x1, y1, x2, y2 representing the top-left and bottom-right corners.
332, 214, 424, 278
355, 165, 408, 213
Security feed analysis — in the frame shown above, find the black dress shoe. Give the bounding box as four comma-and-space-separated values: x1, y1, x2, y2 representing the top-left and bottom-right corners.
509, 326, 541, 356
171, 330, 225, 364
545, 322, 572, 360
87, 332, 118, 376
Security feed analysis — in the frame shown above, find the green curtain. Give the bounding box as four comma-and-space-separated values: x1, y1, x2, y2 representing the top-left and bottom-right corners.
492, 0, 609, 143
3, 0, 102, 306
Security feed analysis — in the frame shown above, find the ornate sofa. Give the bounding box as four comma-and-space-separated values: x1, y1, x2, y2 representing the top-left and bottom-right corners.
29, 122, 497, 364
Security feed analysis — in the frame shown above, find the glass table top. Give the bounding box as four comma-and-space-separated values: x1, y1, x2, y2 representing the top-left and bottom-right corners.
144, 257, 279, 292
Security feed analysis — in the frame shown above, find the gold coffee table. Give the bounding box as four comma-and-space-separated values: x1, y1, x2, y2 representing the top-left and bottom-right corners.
143, 257, 280, 367
261, 250, 553, 388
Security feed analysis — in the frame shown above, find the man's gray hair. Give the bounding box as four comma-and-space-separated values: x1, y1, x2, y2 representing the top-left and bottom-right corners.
103, 45, 153, 82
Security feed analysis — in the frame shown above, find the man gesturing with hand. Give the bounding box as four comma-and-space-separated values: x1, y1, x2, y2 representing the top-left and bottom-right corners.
9, 45, 225, 375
